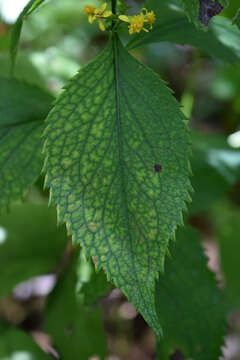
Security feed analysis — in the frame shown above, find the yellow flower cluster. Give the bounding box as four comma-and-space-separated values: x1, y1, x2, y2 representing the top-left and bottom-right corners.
84, 2, 156, 34
84, 2, 112, 31
119, 8, 156, 35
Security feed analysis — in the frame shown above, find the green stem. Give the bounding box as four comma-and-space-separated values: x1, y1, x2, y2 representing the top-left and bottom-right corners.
112, 0, 117, 14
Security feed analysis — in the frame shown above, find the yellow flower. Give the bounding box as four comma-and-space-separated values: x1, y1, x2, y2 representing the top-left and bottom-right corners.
119, 13, 149, 35
143, 9, 156, 29
84, 2, 112, 31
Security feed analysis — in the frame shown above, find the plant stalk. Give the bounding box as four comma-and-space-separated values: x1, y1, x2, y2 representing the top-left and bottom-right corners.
112, 0, 117, 14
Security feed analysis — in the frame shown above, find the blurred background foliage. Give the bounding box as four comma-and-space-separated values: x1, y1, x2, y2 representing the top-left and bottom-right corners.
0, 0, 240, 359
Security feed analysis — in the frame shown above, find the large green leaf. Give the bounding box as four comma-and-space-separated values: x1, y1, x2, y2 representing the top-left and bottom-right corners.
156, 226, 227, 359
127, 0, 240, 62
44, 253, 107, 360
0, 77, 53, 210
43, 35, 192, 335
0, 203, 68, 296
0, 323, 51, 360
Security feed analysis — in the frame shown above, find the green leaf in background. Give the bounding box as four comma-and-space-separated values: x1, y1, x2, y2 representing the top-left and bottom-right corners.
10, 0, 47, 74
0, 203, 68, 296
211, 16, 240, 59
180, 0, 200, 27
76, 252, 112, 306
189, 150, 229, 214
156, 226, 227, 359
0, 323, 51, 360
81, 267, 112, 306
0, 54, 46, 87
211, 200, 240, 308
181, 0, 227, 27
26, 0, 46, 16
233, 8, 240, 29
44, 253, 107, 360
0, 77, 53, 210
43, 35, 192, 335
189, 131, 240, 214
127, 0, 240, 62
192, 131, 240, 185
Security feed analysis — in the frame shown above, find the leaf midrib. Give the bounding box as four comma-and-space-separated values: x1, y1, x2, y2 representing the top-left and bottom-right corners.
112, 35, 157, 325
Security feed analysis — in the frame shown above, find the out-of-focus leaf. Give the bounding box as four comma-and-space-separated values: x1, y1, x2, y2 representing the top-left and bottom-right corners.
10, 0, 47, 74
156, 226, 227, 359
0, 77, 53, 210
232, 8, 240, 29
211, 16, 240, 59
0, 54, 46, 87
188, 131, 240, 213
211, 200, 240, 308
0, 323, 51, 359
210, 63, 240, 101
127, 0, 240, 62
189, 150, 229, 214
44, 254, 107, 360
81, 266, 112, 306
180, 0, 225, 27
180, 0, 200, 26
26, 0, 46, 16
0, 203, 68, 296
192, 131, 240, 185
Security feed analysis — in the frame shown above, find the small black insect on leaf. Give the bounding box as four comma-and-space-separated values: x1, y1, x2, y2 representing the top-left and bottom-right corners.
154, 164, 162, 173
199, 0, 224, 26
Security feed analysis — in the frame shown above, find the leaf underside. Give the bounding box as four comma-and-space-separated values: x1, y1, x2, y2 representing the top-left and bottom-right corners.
44, 35, 192, 335
156, 226, 227, 359
0, 77, 53, 210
